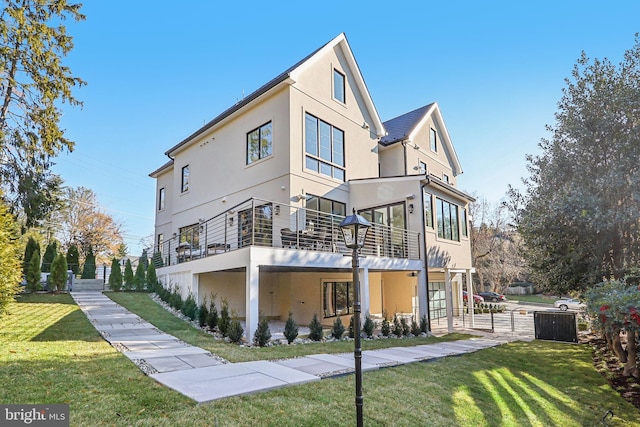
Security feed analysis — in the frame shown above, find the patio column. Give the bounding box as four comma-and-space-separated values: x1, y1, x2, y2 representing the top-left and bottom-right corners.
417, 267, 428, 321
466, 270, 475, 328
191, 273, 199, 305
245, 260, 260, 343
360, 266, 370, 319
444, 268, 454, 333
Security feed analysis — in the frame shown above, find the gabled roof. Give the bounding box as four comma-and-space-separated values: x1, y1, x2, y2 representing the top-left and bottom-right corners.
379, 102, 463, 175
163, 33, 384, 158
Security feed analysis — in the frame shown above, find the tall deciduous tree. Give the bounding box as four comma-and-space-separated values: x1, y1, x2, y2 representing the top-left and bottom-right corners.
509, 36, 640, 294
0, 1, 85, 227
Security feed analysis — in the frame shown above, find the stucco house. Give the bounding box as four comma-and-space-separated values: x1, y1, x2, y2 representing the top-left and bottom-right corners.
150, 33, 476, 341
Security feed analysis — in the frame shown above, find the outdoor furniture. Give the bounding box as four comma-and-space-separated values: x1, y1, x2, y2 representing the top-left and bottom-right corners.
280, 228, 297, 248
207, 243, 230, 255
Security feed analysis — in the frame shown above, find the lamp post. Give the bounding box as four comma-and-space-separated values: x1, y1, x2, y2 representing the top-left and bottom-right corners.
339, 208, 371, 427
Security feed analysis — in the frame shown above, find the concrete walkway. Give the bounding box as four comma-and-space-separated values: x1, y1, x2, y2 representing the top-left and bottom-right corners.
72, 291, 516, 404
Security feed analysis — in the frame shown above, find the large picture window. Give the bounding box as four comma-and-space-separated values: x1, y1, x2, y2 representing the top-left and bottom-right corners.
323, 281, 353, 317
436, 197, 459, 241
305, 113, 345, 181
247, 121, 273, 164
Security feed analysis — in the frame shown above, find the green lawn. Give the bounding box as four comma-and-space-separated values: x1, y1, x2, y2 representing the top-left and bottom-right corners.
509, 294, 557, 305
1, 293, 639, 426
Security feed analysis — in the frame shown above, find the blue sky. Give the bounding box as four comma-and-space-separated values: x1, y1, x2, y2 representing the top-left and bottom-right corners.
52, 1, 640, 255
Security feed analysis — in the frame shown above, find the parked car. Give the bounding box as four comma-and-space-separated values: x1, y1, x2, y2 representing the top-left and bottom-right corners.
463, 291, 484, 303
554, 298, 585, 311
478, 291, 506, 302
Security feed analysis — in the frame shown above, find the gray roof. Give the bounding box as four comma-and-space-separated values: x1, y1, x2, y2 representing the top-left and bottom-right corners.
379, 103, 434, 146
163, 42, 328, 157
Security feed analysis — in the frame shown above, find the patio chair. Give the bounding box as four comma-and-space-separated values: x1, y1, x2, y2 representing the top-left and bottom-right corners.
280, 228, 297, 248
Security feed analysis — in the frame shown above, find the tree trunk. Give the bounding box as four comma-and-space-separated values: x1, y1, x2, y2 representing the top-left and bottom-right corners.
622, 330, 639, 378
612, 330, 628, 363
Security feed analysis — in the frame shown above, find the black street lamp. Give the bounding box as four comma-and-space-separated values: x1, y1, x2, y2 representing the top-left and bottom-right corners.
339, 208, 371, 427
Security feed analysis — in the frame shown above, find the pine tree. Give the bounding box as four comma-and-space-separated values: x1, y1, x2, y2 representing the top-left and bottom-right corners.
331, 317, 345, 340
108, 258, 123, 291
41, 241, 58, 273
66, 244, 80, 275
0, 194, 22, 315
25, 252, 42, 292
284, 311, 299, 344
49, 254, 68, 292
308, 313, 324, 341
81, 246, 96, 279
218, 298, 231, 337
146, 262, 158, 292
22, 237, 40, 278
134, 261, 146, 291
253, 317, 271, 347
123, 259, 134, 291
139, 249, 149, 271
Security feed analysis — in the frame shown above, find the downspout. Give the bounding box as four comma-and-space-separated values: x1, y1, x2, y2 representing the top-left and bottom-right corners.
402, 141, 408, 175
421, 175, 432, 331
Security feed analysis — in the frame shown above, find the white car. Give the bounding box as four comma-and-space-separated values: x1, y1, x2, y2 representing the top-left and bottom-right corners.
554, 298, 585, 311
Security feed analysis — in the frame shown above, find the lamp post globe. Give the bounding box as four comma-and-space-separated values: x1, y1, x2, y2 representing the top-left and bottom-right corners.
339, 208, 370, 427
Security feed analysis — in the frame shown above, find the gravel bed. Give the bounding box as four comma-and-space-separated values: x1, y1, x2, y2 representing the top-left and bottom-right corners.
133, 359, 159, 375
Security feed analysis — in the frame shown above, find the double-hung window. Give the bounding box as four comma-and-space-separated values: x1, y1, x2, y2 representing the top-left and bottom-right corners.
430, 128, 437, 152
333, 69, 345, 103
158, 187, 165, 210
181, 165, 189, 193
246, 121, 273, 164
305, 113, 345, 181
436, 197, 459, 241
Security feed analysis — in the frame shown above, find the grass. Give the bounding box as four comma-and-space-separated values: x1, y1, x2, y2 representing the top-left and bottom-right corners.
509, 294, 557, 305
1, 293, 639, 426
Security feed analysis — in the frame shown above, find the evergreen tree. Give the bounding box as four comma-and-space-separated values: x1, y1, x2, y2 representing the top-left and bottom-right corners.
123, 259, 134, 291
0, 1, 85, 227
308, 313, 324, 341
363, 315, 376, 338
283, 311, 299, 344
146, 261, 158, 292
207, 294, 219, 332
139, 249, 149, 271
49, 254, 68, 292
25, 251, 42, 292
253, 317, 271, 347
331, 316, 345, 340
65, 244, 80, 275
0, 194, 22, 315
108, 258, 123, 291
134, 261, 146, 291
218, 298, 231, 337
22, 237, 40, 278
41, 241, 58, 273
81, 246, 96, 279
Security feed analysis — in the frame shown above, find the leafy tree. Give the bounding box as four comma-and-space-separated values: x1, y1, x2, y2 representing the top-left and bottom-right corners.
81, 245, 96, 279
283, 311, 298, 344
509, 36, 640, 294
25, 251, 41, 292
0, 194, 22, 314
22, 236, 40, 278
41, 240, 57, 273
134, 261, 146, 291
123, 259, 134, 291
108, 258, 122, 291
49, 254, 68, 292
65, 244, 79, 275
0, 1, 85, 228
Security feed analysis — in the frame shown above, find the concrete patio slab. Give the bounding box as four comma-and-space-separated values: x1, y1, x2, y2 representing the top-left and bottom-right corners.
122, 346, 210, 360
306, 354, 378, 372
368, 348, 423, 364
177, 353, 226, 368
333, 352, 406, 367
143, 356, 194, 373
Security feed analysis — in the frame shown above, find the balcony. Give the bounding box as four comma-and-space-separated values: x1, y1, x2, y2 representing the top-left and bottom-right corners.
155, 198, 421, 267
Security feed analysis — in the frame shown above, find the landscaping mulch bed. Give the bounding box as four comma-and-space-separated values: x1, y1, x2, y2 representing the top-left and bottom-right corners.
583, 333, 640, 410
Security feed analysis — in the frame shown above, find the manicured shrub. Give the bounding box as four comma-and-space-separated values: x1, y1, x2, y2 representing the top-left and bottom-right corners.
392, 314, 403, 336
401, 317, 411, 336
228, 318, 244, 344
181, 293, 198, 320
363, 315, 376, 338
123, 259, 134, 291
66, 244, 80, 275
108, 258, 123, 291
331, 316, 345, 340
420, 314, 429, 334
0, 195, 22, 316
49, 254, 68, 292
218, 298, 231, 337
134, 262, 146, 291
348, 315, 355, 338
81, 246, 96, 279
41, 241, 58, 273
411, 316, 421, 336
207, 294, 219, 332
308, 313, 324, 341
25, 251, 42, 292
22, 237, 40, 278
146, 262, 158, 292
169, 286, 183, 310
198, 297, 209, 328
381, 311, 391, 337
284, 311, 298, 344
253, 317, 271, 347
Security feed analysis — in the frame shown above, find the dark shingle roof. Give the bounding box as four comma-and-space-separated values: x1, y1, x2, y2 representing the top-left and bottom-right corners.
379, 103, 434, 146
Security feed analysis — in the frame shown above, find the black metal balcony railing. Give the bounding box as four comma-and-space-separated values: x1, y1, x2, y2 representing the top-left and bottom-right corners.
153, 198, 421, 267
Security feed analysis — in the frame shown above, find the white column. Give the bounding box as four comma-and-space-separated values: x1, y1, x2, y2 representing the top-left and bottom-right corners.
417, 267, 428, 321
191, 273, 199, 305
466, 270, 475, 328
444, 268, 454, 333
360, 266, 370, 319
245, 260, 260, 343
